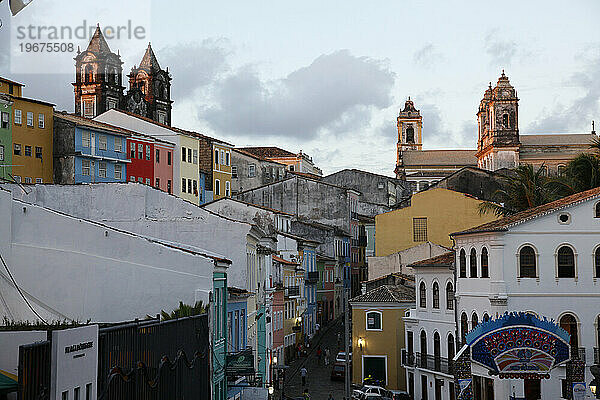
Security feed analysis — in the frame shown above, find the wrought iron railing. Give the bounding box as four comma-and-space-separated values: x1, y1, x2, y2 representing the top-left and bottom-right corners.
414, 352, 454, 375
285, 286, 300, 297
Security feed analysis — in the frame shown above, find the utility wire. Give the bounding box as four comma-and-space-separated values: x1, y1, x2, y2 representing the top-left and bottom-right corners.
0, 251, 48, 324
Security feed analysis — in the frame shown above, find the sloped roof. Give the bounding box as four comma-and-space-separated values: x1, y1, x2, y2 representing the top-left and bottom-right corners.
403, 150, 478, 167
520, 133, 596, 146
86, 26, 112, 54
452, 186, 600, 236
0, 76, 24, 87
202, 196, 295, 216
409, 252, 454, 268
272, 255, 299, 265
56, 112, 131, 136
233, 148, 286, 165
139, 43, 161, 70
240, 147, 296, 158
350, 284, 415, 303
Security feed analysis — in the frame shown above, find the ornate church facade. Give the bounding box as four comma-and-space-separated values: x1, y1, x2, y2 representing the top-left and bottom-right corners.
73, 26, 172, 126
395, 72, 597, 191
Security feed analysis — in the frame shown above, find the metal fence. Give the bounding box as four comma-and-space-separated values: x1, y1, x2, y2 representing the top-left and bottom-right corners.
17, 340, 51, 400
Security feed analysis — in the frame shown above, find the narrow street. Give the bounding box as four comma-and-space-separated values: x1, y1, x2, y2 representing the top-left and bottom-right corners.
280, 318, 347, 399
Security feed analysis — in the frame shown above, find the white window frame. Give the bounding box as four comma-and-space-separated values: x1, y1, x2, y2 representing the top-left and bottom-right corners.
14, 109, 22, 124
26, 111, 33, 127
114, 137, 123, 153
114, 164, 122, 180
248, 164, 256, 178
24, 177, 32, 184
38, 113, 45, 128
146, 145, 151, 160
193, 149, 198, 164
365, 310, 383, 331
146, 178, 151, 185
35, 178, 42, 184
215, 179, 221, 196
555, 243, 578, 279
225, 181, 230, 197
226, 151, 230, 166
99, 135, 107, 151
82, 131, 91, 148
82, 159, 91, 176
0, 145, 3, 161
98, 162, 107, 178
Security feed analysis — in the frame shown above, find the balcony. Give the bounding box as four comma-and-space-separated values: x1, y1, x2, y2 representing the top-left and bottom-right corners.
285, 286, 300, 298
402, 351, 454, 375
305, 271, 319, 284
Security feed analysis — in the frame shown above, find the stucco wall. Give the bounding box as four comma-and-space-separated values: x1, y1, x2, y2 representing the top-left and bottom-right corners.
367, 242, 450, 280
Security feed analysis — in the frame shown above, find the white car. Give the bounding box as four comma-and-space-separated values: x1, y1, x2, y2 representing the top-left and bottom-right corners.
336, 351, 353, 363
352, 385, 393, 400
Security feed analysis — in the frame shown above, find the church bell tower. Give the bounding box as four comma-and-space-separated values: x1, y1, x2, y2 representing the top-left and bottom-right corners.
395, 97, 423, 178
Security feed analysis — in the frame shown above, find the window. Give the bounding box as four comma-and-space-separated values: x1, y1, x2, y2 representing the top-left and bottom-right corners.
114, 138, 122, 152
193, 179, 198, 196
82, 160, 90, 176
83, 100, 94, 117
406, 126, 415, 143
24, 145, 31, 156
130, 176, 135, 182
413, 217, 427, 242
187, 148, 192, 163
193, 149, 198, 164
557, 245, 575, 278
225, 181, 230, 197
24, 177, 32, 184
14, 109, 22, 124
38, 113, 45, 128
481, 247, 489, 278
156, 149, 160, 163
460, 313, 468, 343
138, 144, 143, 159
502, 113, 509, 127
459, 249, 466, 278
248, 164, 256, 177
226, 151, 230, 166
138, 177, 143, 183
114, 164, 122, 180
419, 282, 426, 308
146, 145, 151, 160
232, 166, 238, 178
129, 142, 135, 158
13, 176, 21, 183
432, 282, 439, 309
35, 146, 42, 159
470, 248, 477, 278
366, 311, 382, 330
98, 162, 107, 178
27, 111, 33, 127
154, 178, 159, 188
74, 387, 80, 400
14, 143, 21, 155
99, 135, 107, 151
167, 151, 172, 165
558, 165, 566, 177
519, 245, 537, 278
214, 149, 219, 164
78, 131, 90, 149
472, 313, 479, 329
167, 179, 172, 194
182, 147, 187, 162
62, 391, 68, 400
35, 178, 42, 184
559, 313, 579, 349
483, 313, 490, 322
145, 178, 150, 185
446, 282, 454, 310
215, 179, 220, 196
595, 247, 600, 278
0, 145, 3, 161
447, 334, 455, 363
182, 178, 187, 193
1, 111, 8, 129
86, 383, 92, 400
187, 179, 192, 193
220, 150, 225, 166
596, 202, 600, 218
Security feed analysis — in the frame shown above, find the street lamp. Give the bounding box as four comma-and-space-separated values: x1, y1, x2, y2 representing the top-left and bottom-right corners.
273, 356, 278, 365
268, 386, 274, 395
358, 337, 365, 350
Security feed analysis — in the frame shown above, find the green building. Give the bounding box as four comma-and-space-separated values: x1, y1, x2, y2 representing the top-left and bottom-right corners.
0, 94, 13, 180
213, 262, 229, 400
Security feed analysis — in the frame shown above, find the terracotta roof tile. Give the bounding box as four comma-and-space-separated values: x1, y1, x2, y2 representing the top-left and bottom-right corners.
272, 255, 299, 265
350, 284, 415, 303
452, 186, 600, 236
239, 147, 297, 158
403, 150, 478, 167
409, 252, 455, 267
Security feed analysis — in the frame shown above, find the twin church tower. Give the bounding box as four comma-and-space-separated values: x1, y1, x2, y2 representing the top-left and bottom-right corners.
73, 25, 172, 126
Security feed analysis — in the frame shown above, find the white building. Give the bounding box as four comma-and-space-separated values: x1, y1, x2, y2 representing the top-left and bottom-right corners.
451, 187, 600, 399
403, 252, 457, 400
0, 187, 224, 323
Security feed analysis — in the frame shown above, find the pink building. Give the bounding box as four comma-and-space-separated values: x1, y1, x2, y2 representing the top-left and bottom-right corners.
153, 140, 174, 194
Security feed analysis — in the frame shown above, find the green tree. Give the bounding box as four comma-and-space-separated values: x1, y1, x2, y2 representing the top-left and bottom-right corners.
549, 153, 600, 196
479, 164, 557, 216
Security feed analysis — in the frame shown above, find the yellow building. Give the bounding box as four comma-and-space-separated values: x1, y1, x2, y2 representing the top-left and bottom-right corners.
276, 255, 304, 363
350, 283, 415, 392
0, 79, 54, 183
212, 142, 232, 200
375, 188, 498, 256
178, 133, 201, 204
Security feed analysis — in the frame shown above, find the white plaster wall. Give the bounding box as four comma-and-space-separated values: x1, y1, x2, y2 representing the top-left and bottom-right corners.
368, 242, 450, 280
1, 194, 214, 323
1, 183, 252, 290
0, 331, 47, 378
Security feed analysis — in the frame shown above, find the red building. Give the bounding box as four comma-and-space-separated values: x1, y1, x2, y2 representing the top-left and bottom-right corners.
126, 134, 174, 193
317, 254, 336, 325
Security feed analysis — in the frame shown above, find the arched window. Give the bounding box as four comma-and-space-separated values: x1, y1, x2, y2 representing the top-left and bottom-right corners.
85, 64, 94, 83
406, 126, 415, 143
447, 334, 455, 363
481, 247, 489, 278
557, 246, 575, 278
459, 249, 466, 278
420, 331, 427, 368
502, 113, 509, 127
470, 248, 477, 278
366, 311, 382, 330
483, 313, 490, 322
432, 282, 440, 309
519, 246, 537, 278
460, 313, 468, 344
446, 282, 454, 310
559, 313, 579, 355
595, 202, 600, 218
419, 282, 426, 308
595, 247, 600, 278
472, 313, 479, 329
433, 332, 441, 371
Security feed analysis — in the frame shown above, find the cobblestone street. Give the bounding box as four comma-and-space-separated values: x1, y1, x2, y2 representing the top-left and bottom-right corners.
279, 318, 347, 399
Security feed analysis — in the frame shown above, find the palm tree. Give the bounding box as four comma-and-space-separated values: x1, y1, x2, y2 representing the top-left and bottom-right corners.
160, 301, 207, 321
479, 164, 557, 216
549, 153, 600, 196
590, 136, 600, 153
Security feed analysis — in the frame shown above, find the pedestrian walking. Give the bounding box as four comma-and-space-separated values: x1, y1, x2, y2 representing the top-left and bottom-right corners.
328, 394, 334, 400
317, 346, 322, 364
303, 388, 311, 399
301, 366, 308, 386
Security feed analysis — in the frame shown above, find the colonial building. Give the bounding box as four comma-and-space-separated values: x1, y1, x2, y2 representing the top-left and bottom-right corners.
231, 148, 287, 195
395, 72, 598, 187
450, 187, 600, 399
0, 91, 13, 181
239, 147, 322, 176
73, 26, 172, 125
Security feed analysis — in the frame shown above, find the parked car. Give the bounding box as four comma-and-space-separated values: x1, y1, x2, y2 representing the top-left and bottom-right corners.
393, 392, 410, 400
336, 351, 353, 362
352, 385, 393, 400
331, 362, 346, 381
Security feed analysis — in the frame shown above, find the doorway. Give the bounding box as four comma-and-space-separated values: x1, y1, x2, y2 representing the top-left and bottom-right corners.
524, 379, 541, 400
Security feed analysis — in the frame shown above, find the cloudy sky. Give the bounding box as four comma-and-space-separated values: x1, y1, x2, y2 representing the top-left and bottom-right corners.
1, 0, 599, 176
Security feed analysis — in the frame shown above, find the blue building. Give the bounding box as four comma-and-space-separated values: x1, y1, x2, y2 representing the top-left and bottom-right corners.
226, 287, 251, 400
199, 171, 208, 204
53, 113, 129, 184
300, 242, 318, 338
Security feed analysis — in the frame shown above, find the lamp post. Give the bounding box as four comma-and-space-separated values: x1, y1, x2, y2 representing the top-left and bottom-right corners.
358, 337, 365, 351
